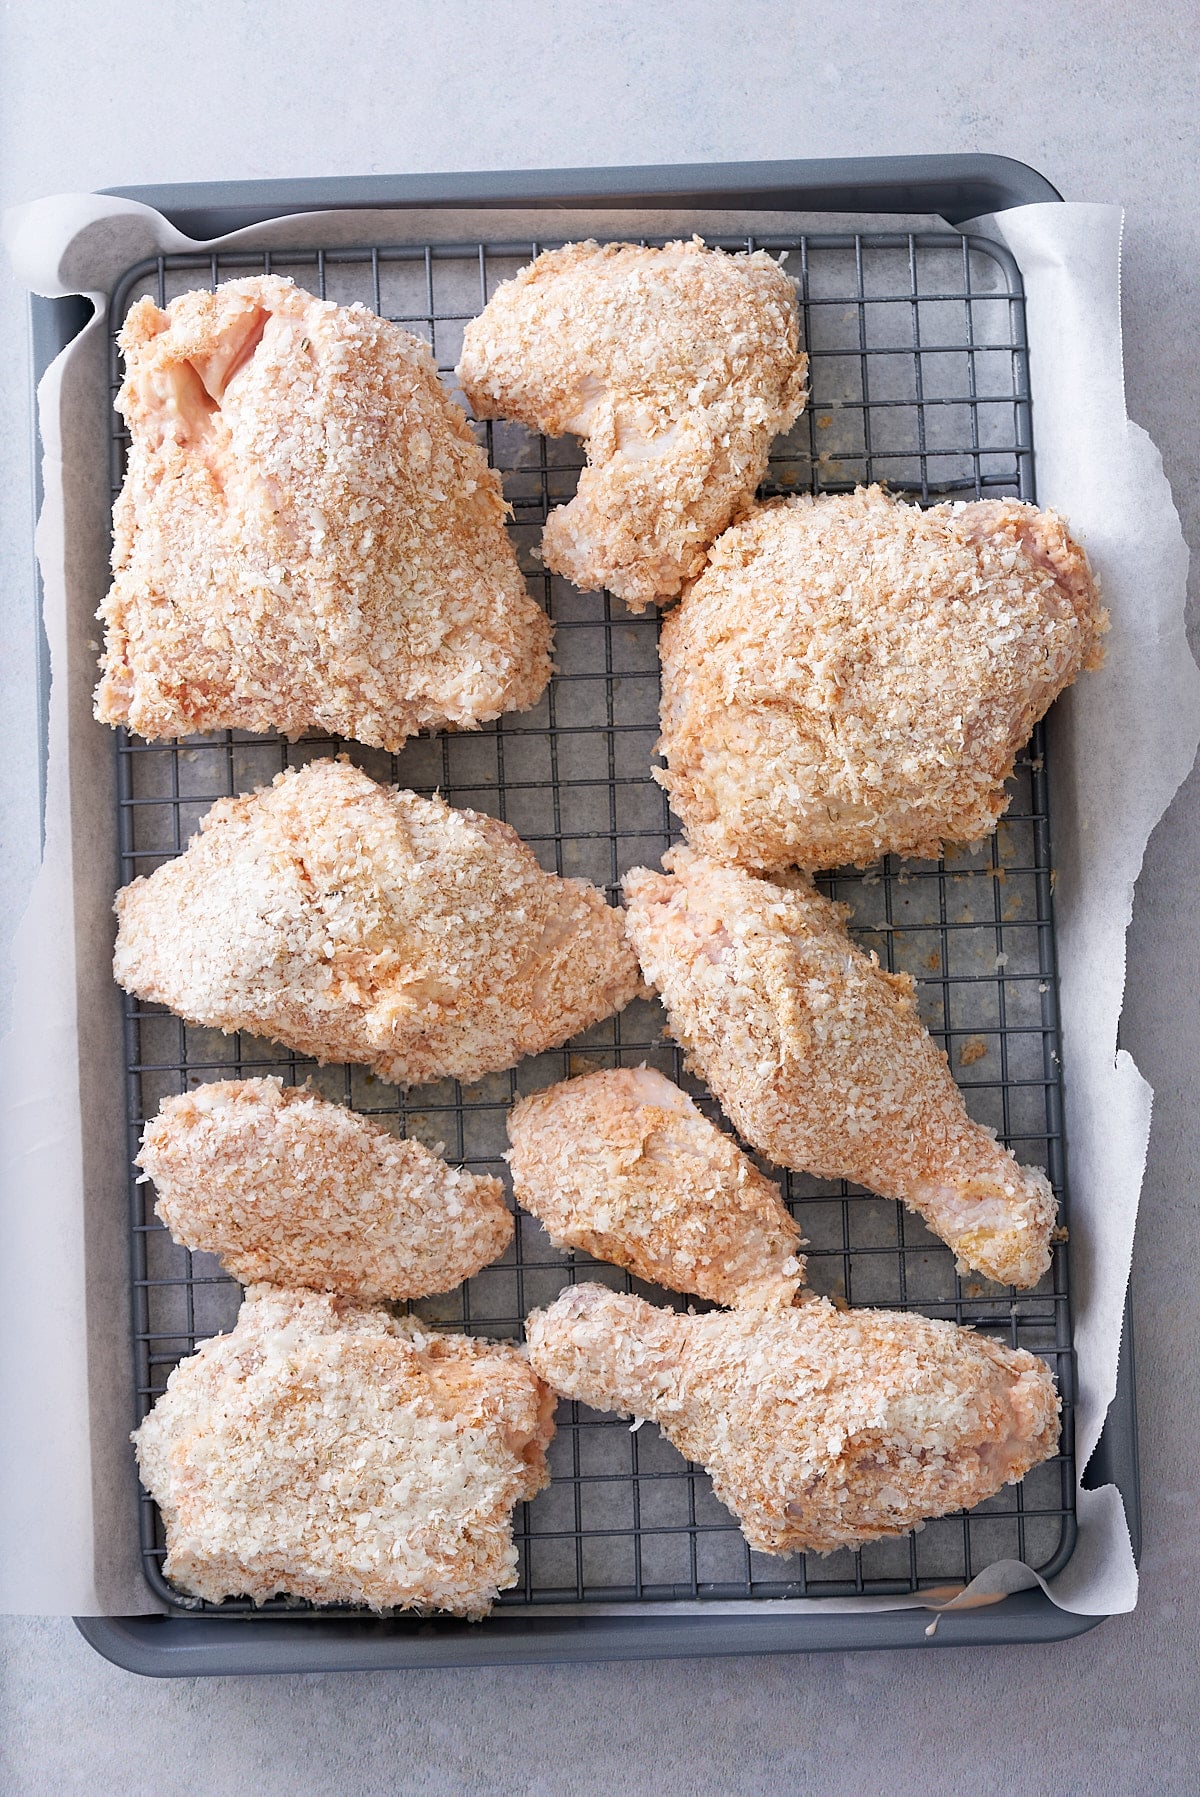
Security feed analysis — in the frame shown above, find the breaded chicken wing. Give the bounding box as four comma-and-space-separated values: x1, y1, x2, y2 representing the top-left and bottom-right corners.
134, 1286, 555, 1614
114, 759, 642, 1088
623, 849, 1055, 1287
140, 1077, 513, 1299
507, 1066, 803, 1305
458, 239, 806, 610
657, 486, 1105, 869
526, 1284, 1058, 1556
98, 276, 551, 748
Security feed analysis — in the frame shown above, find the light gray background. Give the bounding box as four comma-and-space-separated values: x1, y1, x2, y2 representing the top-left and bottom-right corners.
2, 3, 1197, 1793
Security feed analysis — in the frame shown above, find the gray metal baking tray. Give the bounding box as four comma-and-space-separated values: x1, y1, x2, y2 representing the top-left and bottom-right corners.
22, 155, 1138, 1673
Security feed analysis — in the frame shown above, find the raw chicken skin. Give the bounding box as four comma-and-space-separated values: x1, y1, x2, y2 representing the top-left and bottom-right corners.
141, 1077, 513, 1300
98, 276, 551, 748
623, 848, 1056, 1288
135, 1286, 555, 1615
458, 239, 806, 610
526, 1284, 1059, 1556
657, 486, 1105, 869
508, 1065, 804, 1305
113, 758, 642, 1088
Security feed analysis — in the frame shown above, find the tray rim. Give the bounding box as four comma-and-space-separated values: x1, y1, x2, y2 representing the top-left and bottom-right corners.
75, 1587, 1102, 1678
100, 153, 1062, 237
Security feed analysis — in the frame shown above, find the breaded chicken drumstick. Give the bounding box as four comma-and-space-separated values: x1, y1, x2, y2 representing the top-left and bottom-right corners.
458, 239, 806, 610
508, 1066, 804, 1305
140, 1078, 513, 1300
135, 1286, 555, 1614
657, 486, 1104, 870
527, 1284, 1059, 1556
623, 849, 1055, 1288
114, 759, 642, 1088
98, 276, 551, 747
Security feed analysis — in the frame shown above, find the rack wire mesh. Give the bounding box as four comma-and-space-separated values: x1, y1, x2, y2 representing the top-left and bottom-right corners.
111, 229, 1075, 1616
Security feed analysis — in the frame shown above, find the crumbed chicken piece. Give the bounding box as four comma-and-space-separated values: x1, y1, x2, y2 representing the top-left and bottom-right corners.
507, 1066, 804, 1305
140, 1077, 513, 1299
623, 849, 1055, 1287
134, 1286, 555, 1614
458, 239, 806, 610
114, 758, 642, 1088
97, 275, 551, 747
527, 1283, 1058, 1556
657, 486, 1105, 869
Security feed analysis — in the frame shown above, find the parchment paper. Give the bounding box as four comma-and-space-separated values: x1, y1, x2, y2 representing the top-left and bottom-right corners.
2, 192, 1194, 1620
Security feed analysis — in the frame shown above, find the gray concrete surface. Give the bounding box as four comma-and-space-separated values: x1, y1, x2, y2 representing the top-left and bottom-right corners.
2, 3, 1198, 1792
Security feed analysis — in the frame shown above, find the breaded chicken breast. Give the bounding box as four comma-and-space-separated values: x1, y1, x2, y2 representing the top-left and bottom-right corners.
114, 759, 642, 1088
657, 487, 1105, 869
140, 1077, 513, 1299
507, 1066, 804, 1305
458, 239, 806, 610
134, 1286, 555, 1614
623, 849, 1056, 1288
526, 1284, 1059, 1556
98, 276, 551, 747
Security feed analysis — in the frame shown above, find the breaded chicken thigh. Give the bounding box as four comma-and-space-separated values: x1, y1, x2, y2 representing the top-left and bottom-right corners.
657, 486, 1104, 869
98, 276, 551, 747
140, 1077, 513, 1299
114, 759, 642, 1088
624, 849, 1055, 1288
526, 1284, 1059, 1555
134, 1286, 555, 1614
508, 1066, 803, 1305
458, 239, 806, 610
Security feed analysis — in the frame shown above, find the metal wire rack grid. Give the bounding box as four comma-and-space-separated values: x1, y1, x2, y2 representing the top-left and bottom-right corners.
110, 230, 1075, 1617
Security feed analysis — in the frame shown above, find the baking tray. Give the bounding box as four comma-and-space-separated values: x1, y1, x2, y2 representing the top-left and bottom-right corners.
20, 157, 1137, 1672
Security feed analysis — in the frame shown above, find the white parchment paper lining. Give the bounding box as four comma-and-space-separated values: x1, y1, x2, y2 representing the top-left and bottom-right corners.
2, 193, 1195, 1620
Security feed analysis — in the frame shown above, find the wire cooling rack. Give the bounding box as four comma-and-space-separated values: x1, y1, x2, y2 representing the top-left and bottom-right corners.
111, 230, 1075, 1615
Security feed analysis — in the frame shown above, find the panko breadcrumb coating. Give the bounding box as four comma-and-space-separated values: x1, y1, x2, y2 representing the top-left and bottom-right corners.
507, 1066, 804, 1305
134, 1286, 555, 1614
140, 1077, 513, 1300
113, 759, 642, 1088
623, 849, 1056, 1288
97, 275, 551, 747
527, 1283, 1059, 1556
657, 486, 1105, 869
457, 239, 806, 610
